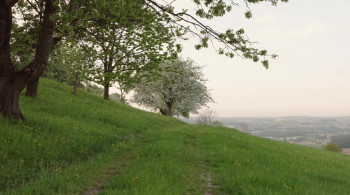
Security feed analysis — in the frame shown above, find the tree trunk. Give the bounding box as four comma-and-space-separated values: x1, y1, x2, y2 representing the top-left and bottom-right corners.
159, 103, 173, 116
103, 60, 112, 100
72, 74, 79, 95
120, 88, 126, 103
25, 77, 40, 97
0, 76, 26, 120
160, 108, 167, 115
21, 0, 57, 99
166, 102, 172, 116
167, 106, 172, 116
0, 0, 57, 120
0, 2, 25, 120
104, 83, 109, 100
23, 29, 63, 97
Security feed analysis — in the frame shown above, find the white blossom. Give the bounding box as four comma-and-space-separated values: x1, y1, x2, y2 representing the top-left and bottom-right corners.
133, 59, 213, 117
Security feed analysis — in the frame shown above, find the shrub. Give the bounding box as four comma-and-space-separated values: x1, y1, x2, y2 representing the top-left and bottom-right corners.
324, 143, 342, 153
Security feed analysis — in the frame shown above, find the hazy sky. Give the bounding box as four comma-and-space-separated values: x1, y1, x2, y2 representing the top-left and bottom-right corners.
166, 0, 350, 117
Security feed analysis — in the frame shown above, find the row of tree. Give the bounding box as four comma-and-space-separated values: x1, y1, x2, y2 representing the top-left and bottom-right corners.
44, 52, 214, 118
0, 0, 288, 120
330, 135, 350, 148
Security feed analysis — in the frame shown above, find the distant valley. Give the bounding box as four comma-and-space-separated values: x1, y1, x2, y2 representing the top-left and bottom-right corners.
182, 116, 350, 149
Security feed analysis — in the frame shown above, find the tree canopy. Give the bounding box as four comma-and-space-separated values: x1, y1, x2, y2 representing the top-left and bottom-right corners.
72, 0, 180, 99
133, 59, 213, 117
144, 0, 288, 68
324, 143, 342, 153
0, 0, 288, 120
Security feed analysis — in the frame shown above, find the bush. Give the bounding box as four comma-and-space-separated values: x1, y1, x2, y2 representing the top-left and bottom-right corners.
324, 143, 342, 153
211, 120, 224, 127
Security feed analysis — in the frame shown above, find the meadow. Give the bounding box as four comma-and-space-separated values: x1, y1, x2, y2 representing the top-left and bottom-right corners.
1, 79, 350, 194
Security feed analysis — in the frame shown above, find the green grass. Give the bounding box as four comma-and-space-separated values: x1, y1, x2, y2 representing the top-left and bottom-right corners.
198, 128, 350, 194
1, 78, 350, 194
0, 79, 182, 194
99, 125, 204, 195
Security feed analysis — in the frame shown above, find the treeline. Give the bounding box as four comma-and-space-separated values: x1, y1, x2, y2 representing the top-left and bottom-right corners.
0, 0, 287, 120
331, 135, 350, 148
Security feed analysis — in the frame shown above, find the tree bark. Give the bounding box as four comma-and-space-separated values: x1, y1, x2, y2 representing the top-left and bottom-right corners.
21, 0, 57, 99
0, 76, 26, 120
72, 74, 79, 95
0, 1, 13, 74
119, 88, 126, 103
25, 77, 40, 97
104, 83, 109, 100
160, 108, 167, 115
0, 0, 57, 120
160, 102, 172, 116
159, 102, 173, 116
24, 32, 62, 97
0, 1, 24, 119
166, 103, 172, 116
103, 62, 112, 100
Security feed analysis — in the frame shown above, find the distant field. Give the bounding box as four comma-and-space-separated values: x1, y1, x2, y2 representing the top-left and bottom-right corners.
342, 148, 350, 155
184, 116, 350, 152
1, 79, 350, 194
296, 142, 324, 149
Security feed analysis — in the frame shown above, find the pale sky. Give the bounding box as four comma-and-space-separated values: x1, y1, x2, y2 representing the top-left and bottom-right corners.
121, 0, 350, 117
169, 0, 350, 117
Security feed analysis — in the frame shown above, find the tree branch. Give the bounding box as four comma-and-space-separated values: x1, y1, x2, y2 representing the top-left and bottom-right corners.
25, 0, 43, 19
10, 0, 19, 7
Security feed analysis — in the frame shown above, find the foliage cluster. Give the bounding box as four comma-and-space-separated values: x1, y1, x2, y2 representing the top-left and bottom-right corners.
69, 0, 181, 99
133, 59, 213, 117
324, 143, 342, 153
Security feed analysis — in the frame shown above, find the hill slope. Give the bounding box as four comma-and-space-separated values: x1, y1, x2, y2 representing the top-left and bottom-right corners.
1, 79, 350, 194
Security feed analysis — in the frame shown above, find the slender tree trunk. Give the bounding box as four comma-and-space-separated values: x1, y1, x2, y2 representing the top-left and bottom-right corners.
72, 74, 79, 95
25, 77, 40, 97
104, 83, 109, 100
166, 102, 172, 116
120, 88, 125, 103
159, 102, 173, 116
103, 60, 112, 100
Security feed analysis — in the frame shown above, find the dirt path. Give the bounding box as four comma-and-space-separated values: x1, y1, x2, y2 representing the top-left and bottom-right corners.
201, 173, 216, 195
82, 139, 150, 195
194, 127, 219, 195
82, 125, 219, 195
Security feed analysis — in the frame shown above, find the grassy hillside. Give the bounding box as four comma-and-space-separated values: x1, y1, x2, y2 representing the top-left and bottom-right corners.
1, 79, 350, 194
